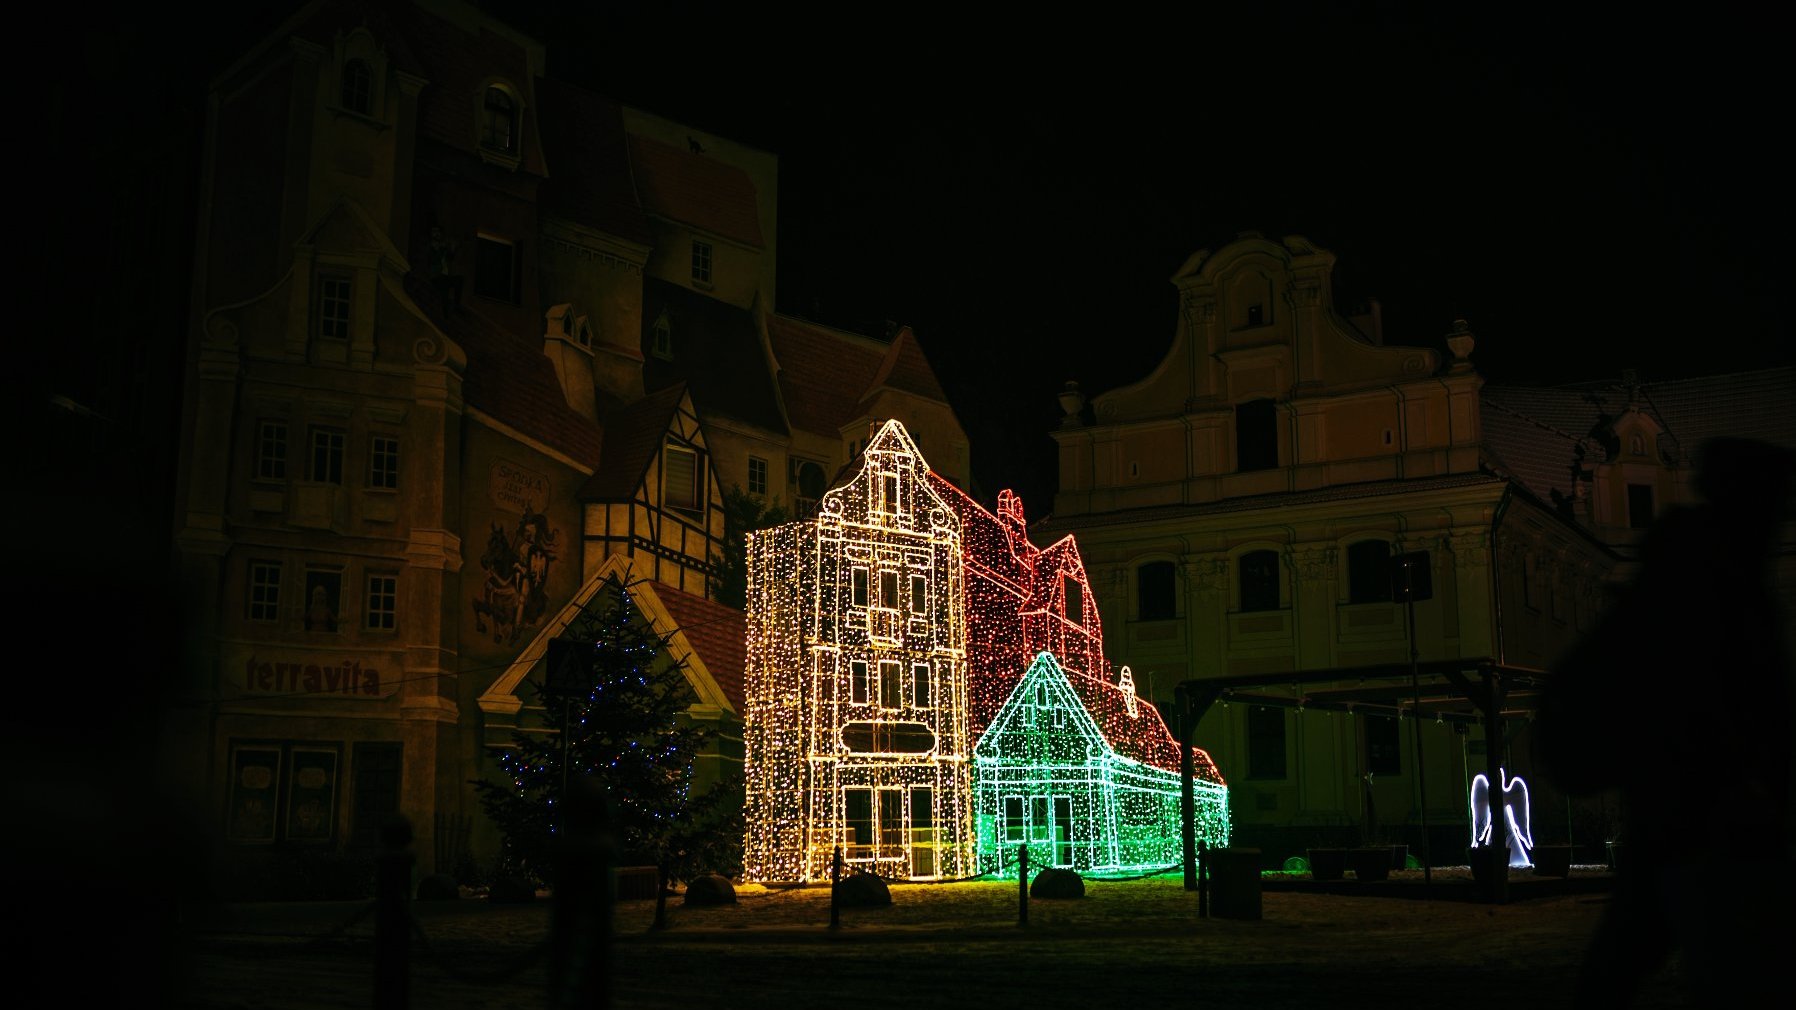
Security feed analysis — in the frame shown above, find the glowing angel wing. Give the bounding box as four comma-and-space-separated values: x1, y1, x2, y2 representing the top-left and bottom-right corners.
1502, 769, 1533, 857
1469, 773, 1493, 847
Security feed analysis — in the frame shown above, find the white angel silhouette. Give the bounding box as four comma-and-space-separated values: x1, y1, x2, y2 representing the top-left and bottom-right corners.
1469, 767, 1534, 868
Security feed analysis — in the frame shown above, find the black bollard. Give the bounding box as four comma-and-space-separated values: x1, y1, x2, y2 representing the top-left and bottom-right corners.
829, 845, 842, 931
1197, 842, 1208, 919
549, 778, 614, 1010
1017, 844, 1029, 927
374, 815, 413, 1010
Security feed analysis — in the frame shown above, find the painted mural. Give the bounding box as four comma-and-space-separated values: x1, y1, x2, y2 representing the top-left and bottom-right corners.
471, 504, 560, 645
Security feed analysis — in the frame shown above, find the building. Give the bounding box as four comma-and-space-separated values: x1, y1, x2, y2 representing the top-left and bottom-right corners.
973, 652, 1228, 874
1040, 233, 1640, 862
169, 0, 964, 888
742, 420, 976, 882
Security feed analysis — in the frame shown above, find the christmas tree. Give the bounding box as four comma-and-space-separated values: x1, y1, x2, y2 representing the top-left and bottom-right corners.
474, 576, 743, 888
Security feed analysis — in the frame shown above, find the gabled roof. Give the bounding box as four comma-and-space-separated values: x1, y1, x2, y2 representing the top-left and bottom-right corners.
534, 76, 652, 245
764, 314, 891, 438
478, 554, 740, 719
576, 383, 689, 501
928, 476, 1034, 593
405, 274, 602, 467
1481, 367, 1796, 505
1021, 536, 1084, 615
642, 278, 787, 436
980, 653, 1225, 786
626, 134, 764, 247
855, 326, 950, 410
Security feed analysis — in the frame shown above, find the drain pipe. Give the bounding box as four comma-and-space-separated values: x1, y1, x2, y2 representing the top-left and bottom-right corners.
1489, 484, 1513, 667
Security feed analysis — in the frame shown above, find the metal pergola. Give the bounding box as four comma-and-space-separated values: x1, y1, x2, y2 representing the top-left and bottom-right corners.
1171, 658, 1550, 903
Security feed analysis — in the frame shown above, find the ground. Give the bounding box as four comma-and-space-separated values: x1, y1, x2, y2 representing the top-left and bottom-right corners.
172, 869, 1690, 1009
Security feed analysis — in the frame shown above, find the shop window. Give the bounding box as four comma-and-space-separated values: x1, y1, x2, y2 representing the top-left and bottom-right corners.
226, 741, 341, 844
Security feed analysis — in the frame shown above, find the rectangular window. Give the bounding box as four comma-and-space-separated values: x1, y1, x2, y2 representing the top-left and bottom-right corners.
1627, 483, 1654, 530
1240, 550, 1281, 612
845, 788, 873, 851
1235, 398, 1278, 472
880, 570, 899, 611
1029, 797, 1051, 843
691, 240, 712, 286
1063, 574, 1082, 625
910, 575, 927, 614
851, 568, 869, 608
1348, 539, 1393, 604
1247, 705, 1287, 780
368, 436, 399, 490
850, 660, 869, 704
911, 664, 931, 708
1138, 561, 1176, 621
664, 444, 699, 511
284, 747, 339, 842
747, 456, 767, 496
308, 426, 345, 484
365, 573, 397, 631
256, 420, 287, 480
316, 274, 351, 340
226, 742, 342, 845
473, 234, 518, 302
879, 789, 904, 852
1003, 797, 1024, 844
350, 743, 402, 848
882, 474, 899, 514
879, 660, 902, 709
248, 562, 282, 622
1367, 715, 1401, 775
1054, 796, 1073, 867
910, 786, 935, 876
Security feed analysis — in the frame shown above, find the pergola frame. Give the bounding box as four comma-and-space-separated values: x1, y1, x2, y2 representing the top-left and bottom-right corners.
1173, 658, 1549, 903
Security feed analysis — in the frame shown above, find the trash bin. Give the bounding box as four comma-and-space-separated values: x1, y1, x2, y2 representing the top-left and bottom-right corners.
1207, 847, 1262, 920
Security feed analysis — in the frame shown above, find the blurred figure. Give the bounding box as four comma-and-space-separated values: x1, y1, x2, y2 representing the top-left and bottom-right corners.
1543, 437, 1795, 1007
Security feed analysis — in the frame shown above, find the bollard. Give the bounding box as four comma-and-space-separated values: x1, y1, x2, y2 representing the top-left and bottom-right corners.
549, 778, 614, 1010
374, 814, 414, 1010
829, 845, 843, 931
1197, 842, 1209, 919
1017, 844, 1029, 927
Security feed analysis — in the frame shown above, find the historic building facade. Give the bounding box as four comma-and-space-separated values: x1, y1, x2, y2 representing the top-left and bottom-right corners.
1039, 234, 1624, 860
170, 0, 965, 887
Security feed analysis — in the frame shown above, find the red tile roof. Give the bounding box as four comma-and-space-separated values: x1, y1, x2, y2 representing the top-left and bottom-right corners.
641, 279, 787, 435
535, 77, 651, 245
406, 275, 602, 467
627, 135, 764, 247
1063, 669, 1225, 784
859, 326, 950, 408
657, 584, 746, 713
765, 314, 888, 438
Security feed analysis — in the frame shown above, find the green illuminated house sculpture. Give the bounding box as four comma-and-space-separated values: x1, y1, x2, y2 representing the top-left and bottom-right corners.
974, 651, 1229, 874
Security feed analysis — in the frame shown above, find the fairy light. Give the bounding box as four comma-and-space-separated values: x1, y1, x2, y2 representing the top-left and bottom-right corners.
1469, 767, 1534, 868
973, 652, 1229, 873
743, 419, 1231, 882
742, 420, 976, 883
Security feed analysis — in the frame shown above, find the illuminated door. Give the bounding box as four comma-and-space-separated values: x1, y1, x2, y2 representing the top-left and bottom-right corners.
1030, 797, 1051, 859
845, 788, 873, 861
910, 786, 936, 878
1054, 796, 1073, 867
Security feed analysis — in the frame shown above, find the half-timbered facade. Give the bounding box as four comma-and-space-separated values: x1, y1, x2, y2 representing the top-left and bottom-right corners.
743, 420, 975, 882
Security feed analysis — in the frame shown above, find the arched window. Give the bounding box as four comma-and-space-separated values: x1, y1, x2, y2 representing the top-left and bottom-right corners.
1347, 539, 1392, 604
341, 59, 372, 115
1137, 561, 1175, 621
481, 86, 517, 154
1239, 550, 1280, 612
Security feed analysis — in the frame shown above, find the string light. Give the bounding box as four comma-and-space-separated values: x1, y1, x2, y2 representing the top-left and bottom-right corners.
973, 653, 1229, 873
743, 419, 1232, 883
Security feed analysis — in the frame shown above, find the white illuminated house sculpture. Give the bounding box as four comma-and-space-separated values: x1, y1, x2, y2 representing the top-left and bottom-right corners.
743, 420, 975, 882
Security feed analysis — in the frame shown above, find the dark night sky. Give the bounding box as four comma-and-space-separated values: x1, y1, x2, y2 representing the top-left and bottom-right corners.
51, 1, 1793, 516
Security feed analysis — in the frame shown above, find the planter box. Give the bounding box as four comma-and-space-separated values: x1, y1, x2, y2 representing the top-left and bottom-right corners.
1531, 845, 1573, 877
1348, 848, 1391, 881
1308, 848, 1347, 881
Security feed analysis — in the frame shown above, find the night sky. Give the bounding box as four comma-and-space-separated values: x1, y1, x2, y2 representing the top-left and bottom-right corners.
54, 1, 1791, 516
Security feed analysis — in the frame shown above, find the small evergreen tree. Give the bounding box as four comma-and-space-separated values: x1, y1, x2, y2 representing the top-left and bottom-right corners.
710, 484, 791, 609
473, 577, 742, 888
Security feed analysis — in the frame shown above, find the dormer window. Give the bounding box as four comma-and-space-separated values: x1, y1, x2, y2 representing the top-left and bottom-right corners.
691, 240, 713, 287
651, 309, 672, 360
1063, 574, 1082, 625
663, 443, 699, 512
1630, 434, 1645, 457
481, 86, 517, 154
341, 59, 372, 116
575, 315, 592, 349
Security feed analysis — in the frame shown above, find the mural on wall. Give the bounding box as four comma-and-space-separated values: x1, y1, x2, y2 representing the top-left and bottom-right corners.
472, 503, 560, 645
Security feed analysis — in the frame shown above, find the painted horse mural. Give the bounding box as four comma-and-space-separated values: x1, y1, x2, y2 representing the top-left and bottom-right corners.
471, 505, 558, 645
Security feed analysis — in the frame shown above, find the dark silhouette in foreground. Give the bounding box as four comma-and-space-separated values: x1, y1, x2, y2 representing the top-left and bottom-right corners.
1543, 437, 1795, 1007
